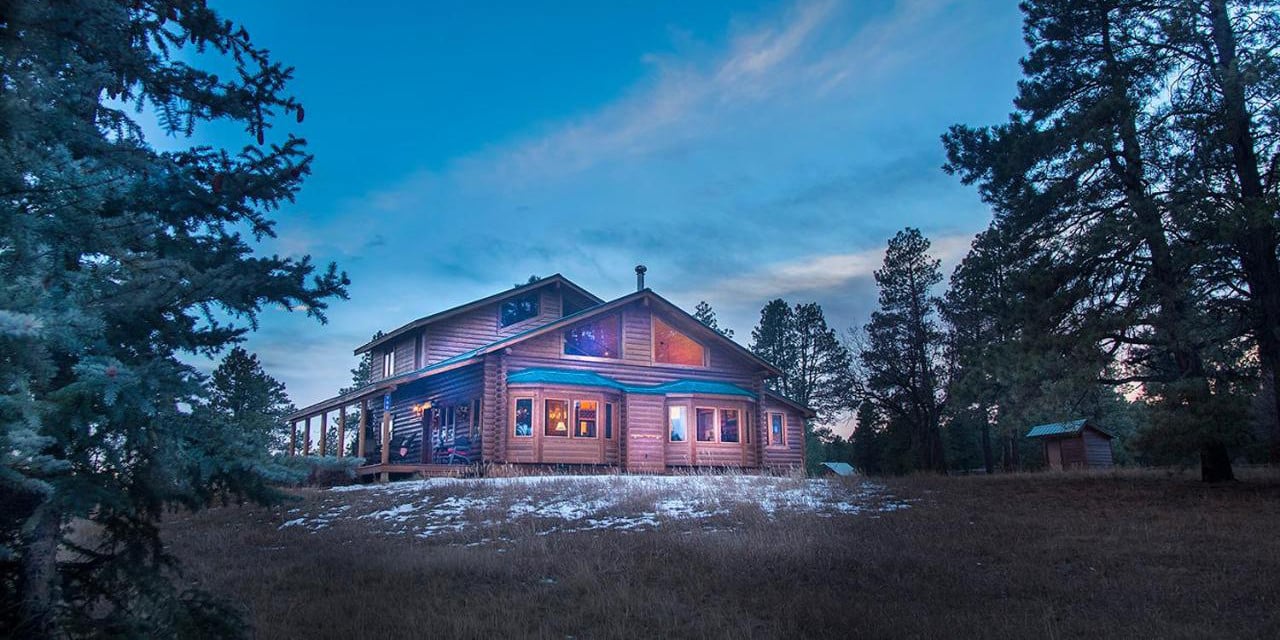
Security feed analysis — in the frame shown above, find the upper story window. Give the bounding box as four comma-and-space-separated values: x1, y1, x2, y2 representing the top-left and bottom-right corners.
500, 291, 540, 327
381, 350, 395, 378
564, 315, 621, 359
653, 316, 705, 366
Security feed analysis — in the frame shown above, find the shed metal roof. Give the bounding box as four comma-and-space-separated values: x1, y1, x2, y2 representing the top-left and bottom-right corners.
507, 367, 755, 398
820, 462, 856, 476
1026, 418, 1114, 439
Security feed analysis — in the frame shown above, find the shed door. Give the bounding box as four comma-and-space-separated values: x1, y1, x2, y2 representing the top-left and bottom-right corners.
1060, 437, 1086, 468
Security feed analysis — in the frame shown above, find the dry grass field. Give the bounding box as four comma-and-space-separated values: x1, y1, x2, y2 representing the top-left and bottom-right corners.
162, 469, 1280, 639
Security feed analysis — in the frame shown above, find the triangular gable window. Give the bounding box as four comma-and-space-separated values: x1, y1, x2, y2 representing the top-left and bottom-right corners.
653, 316, 705, 366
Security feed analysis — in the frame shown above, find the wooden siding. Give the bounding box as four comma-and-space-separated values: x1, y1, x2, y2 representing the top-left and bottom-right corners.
1083, 428, 1114, 468
393, 337, 416, 376
420, 287, 565, 365
481, 356, 500, 463
625, 394, 666, 472
1060, 437, 1086, 468
363, 363, 484, 466
761, 397, 806, 470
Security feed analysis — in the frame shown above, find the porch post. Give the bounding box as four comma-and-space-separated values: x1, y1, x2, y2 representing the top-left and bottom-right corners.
288, 420, 297, 457
337, 405, 346, 459
357, 398, 369, 460
380, 406, 392, 482
318, 410, 328, 457
304, 415, 313, 456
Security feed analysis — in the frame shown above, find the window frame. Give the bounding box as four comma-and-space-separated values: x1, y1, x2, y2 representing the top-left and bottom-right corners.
381, 349, 395, 378
544, 398, 570, 437
720, 408, 741, 443
604, 403, 614, 440
562, 314, 624, 361
651, 316, 708, 368
573, 399, 600, 439
668, 405, 689, 443
499, 290, 542, 328
768, 412, 786, 447
695, 406, 717, 442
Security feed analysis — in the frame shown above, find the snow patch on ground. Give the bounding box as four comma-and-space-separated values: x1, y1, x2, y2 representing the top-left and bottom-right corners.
281, 475, 910, 542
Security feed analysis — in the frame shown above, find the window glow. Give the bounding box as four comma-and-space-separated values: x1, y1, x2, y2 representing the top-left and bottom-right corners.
545, 399, 569, 437
564, 315, 621, 358
653, 317, 705, 366
575, 400, 598, 438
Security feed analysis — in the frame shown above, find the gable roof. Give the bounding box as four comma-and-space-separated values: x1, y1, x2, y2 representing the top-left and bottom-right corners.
1025, 418, 1114, 439
763, 388, 818, 418
355, 274, 603, 355
290, 286, 792, 421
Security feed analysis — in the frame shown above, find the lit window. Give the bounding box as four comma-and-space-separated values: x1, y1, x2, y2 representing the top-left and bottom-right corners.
720, 409, 740, 443
669, 405, 688, 442
501, 291, 540, 327
769, 413, 785, 446
545, 399, 569, 437
382, 350, 395, 378
564, 315, 621, 358
696, 408, 716, 442
604, 403, 614, 439
513, 398, 533, 437
653, 317, 705, 366
575, 400, 598, 438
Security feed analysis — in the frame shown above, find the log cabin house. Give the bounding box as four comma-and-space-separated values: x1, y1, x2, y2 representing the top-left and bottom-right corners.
285, 269, 813, 478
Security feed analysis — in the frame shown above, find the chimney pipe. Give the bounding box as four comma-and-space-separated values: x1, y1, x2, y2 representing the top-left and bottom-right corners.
635, 264, 647, 291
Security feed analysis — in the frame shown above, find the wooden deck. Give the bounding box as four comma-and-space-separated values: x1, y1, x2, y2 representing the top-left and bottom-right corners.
356, 463, 473, 478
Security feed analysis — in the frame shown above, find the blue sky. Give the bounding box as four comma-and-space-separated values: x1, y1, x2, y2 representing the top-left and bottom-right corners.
191, 0, 1026, 410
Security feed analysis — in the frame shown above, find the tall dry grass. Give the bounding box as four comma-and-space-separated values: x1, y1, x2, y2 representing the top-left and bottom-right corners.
162, 469, 1280, 639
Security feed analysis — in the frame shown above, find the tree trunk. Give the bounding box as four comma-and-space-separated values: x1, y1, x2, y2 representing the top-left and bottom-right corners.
980, 414, 994, 475
1207, 0, 1280, 464
19, 501, 62, 640
1200, 440, 1235, 483
1103, 12, 1227, 481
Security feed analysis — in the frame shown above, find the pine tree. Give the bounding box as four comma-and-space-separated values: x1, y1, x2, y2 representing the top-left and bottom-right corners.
750, 299, 797, 396
0, 2, 348, 636
942, 0, 1252, 481
855, 228, 948, 473
208, 347, 295, 455
789, 303, 853, 423
341, 330, 385, 395
1160, 0, 1280, 463
693, 300, 734, 338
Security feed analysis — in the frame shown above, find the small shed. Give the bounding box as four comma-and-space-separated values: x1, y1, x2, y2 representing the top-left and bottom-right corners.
1026, 419, 1115, 470
818, 462, 857, 477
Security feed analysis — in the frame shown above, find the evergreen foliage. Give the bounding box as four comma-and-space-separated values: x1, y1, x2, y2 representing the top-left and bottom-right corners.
941, 0, 1278, 481
853, 229, 948, 473
0, 1, 347, 636
750, 299, 852, 472
693, 300, 734, 338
